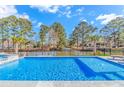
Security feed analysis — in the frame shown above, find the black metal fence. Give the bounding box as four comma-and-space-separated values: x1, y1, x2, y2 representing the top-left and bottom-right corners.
1, 48, 124, 56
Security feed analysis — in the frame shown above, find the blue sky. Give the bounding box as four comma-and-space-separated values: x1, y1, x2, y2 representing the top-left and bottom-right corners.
1, 5, 124, 40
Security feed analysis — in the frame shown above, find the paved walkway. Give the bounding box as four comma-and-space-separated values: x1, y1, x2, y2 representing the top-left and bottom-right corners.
0, 81, 124, 87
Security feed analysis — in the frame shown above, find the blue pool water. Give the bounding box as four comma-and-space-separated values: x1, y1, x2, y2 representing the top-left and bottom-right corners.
0, 55, 7, 60
0, 57, 124, 80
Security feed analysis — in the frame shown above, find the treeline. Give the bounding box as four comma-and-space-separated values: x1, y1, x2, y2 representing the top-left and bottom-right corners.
39, 17, 124, 54
1, 15, 124, 53
0, 15, 34, 53
68, 17, 124, 54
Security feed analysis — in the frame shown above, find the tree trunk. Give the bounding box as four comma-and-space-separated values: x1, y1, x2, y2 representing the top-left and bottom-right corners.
42, 41, 43, 55
81, 33, 84, 50
109, 40, 112, 49
113, 35, 117, 48
93, 41, 96, 55
15, 43, 19, 54
12, 39, 15, 49
1, 31, 4, 50
1, 40, 4, 50
7, 39, 9, 50
77, 37, 78, 49
24, 43, 26, 49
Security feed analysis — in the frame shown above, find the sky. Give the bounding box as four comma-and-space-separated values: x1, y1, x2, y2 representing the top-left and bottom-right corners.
0, 5, 124, 40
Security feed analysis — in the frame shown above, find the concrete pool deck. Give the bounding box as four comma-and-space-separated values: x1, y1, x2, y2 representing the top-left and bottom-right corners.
0, 81, 124, 87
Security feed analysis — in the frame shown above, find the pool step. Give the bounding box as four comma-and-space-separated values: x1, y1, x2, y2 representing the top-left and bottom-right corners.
0, 55, 19, 65
104, 73, 124, 80
75, 58, 96, 77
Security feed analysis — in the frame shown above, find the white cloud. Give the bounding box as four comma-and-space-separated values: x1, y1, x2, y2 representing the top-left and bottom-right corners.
61, 6, 84, 18
66, 11, 71, 18
33, 20, 43, 28
59, 6, 74, 18
0, 5, 30, 20
91, 21, 94, 24
16, 13, 30, 20
76, 7, 84, 15
76, 8, 83, 12
30, 5, 74, 18
70, 7, 84, 17
36, 22, 43, 27
79, 17, 87, 22
60, 10, 72, 18
30, 5, 60, 13
96, 13, 123, 24
30, 5, 85, 19
82, 19, 87, 22
0, 5, 17, 18
65, 6, 71, 10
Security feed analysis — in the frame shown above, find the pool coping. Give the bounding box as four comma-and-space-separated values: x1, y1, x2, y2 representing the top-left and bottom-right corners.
0, 81, 124, 87
24, 56, 98, 57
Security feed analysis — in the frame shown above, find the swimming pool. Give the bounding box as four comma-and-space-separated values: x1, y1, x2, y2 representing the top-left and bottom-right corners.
0, 56, 124, 80
0, 55, 8, 60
